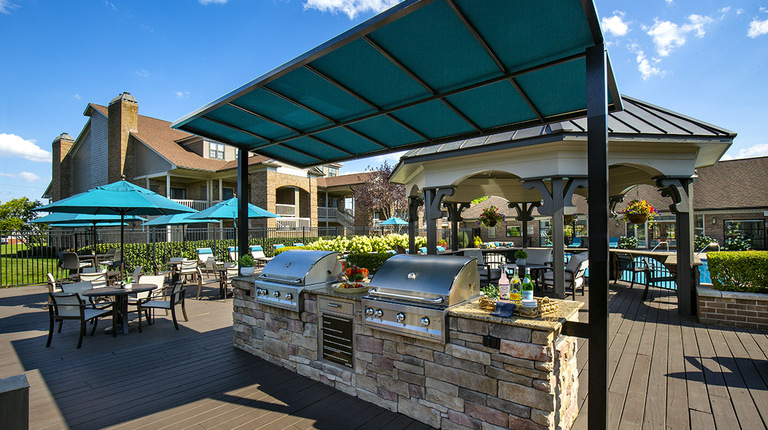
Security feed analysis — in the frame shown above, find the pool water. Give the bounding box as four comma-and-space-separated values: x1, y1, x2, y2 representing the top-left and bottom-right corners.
700, 258, 711, 284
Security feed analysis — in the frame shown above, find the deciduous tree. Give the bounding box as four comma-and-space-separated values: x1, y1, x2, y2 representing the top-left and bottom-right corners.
352, 162, 406, 221
0, 197, 42, 231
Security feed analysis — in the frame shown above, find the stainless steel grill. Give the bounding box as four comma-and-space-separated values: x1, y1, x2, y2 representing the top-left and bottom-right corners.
255, 250, 342, 311
362, 254, 479, 343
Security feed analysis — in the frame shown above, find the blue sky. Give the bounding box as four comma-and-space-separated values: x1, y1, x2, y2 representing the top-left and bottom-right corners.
0, 0, 766, 203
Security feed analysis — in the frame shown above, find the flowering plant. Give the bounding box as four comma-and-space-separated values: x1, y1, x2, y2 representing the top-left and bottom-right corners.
473, 236, 483, 247
478, 205, 505, 227
621, 200, 657, 223
343, 264, 369, 282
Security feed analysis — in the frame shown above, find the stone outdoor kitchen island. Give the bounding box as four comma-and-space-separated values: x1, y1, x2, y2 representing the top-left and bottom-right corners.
232, 276, 582, 430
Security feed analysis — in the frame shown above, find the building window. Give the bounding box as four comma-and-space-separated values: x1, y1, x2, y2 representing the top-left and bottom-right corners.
209, 142, 225, 160
223, 187, 234, 200
326, 166, 339, 177
695, 215, 704, 237
725, 220, 765, 250
169, 187, 186, 200
149, 185, 159, 194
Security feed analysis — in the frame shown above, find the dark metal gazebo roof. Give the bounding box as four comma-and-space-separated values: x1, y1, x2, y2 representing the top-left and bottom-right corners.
173, 0, 621, 167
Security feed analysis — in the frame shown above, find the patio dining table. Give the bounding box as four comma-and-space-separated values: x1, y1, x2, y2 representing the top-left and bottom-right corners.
81, 284, 156, 335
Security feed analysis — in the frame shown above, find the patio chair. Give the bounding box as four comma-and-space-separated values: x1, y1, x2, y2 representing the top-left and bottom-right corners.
47, 292, 115, 349
101, 249, 122, 270
60, 252, 91, 275
222, 265, 239, 300
250, 245, 269, 267
130, 265, 142, 280
615, 253, 643, 287
200, 256, 220, 279
568, 237, 582, 248
46, 273, 62, 304
179, 260, 198, 284
197, 247, 214, 265
465, 249, 502, 287
79, 271, 108, 289
194, 266, 221, 300
293, 243, 305, 247
419, 247, 427, 254
273, 244, 284, 253
542, 252, 589, 299
609, 237, 619, 248
436, 246, 446, 252
137, 282, 187, 331
229, 246, 238, 262
128, 275, 167, 318
640, 257, 676, 301
518, 248, 552, 268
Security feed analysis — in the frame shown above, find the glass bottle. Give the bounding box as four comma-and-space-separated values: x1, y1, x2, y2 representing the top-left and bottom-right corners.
522, 267, 534, 301
498, 264, 510, 301
510, 271, 522, 303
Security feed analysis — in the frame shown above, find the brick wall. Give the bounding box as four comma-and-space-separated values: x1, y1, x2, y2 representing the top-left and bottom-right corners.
697, 286, 768, 330
232, 281, 579, 429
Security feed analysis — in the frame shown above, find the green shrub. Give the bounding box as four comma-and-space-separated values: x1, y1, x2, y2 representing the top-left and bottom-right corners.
238, 254, 254, 267
345, 252, 394, 274
458, 231, 469, 248
694, 235, 717, 251
723, 236, 751, 251
708, 251, 768, 293
274, 246, 304, 255
618, 236, 637, 249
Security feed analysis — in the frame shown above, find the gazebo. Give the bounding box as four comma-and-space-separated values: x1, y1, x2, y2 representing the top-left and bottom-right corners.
389, 94, 734, 307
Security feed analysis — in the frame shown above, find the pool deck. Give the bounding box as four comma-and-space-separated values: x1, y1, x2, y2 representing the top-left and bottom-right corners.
1, 280, 767, 429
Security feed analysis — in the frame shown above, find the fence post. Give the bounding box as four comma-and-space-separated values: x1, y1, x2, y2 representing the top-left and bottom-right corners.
302, 227, 306, 243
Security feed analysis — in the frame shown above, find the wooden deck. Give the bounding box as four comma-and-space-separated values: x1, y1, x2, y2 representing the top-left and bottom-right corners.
2, 281, 768, 429
0, 285, 427, 430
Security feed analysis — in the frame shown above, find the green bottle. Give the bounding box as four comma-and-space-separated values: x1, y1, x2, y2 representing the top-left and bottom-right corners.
522, 267, 534, 301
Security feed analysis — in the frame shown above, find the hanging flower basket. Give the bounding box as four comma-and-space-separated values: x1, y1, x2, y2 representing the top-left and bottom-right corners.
478, 205, 505, 227
621, 200, 657, 224
626, 213, 649, 224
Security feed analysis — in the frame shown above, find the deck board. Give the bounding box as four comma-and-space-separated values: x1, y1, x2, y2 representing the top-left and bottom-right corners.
4, 278, 768, 429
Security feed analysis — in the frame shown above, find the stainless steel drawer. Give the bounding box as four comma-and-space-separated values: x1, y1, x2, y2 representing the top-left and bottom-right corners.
319, 296, 354, 317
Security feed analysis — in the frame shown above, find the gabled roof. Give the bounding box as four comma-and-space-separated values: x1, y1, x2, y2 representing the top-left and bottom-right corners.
317, 172, 376, 188
402, 95, 736, 159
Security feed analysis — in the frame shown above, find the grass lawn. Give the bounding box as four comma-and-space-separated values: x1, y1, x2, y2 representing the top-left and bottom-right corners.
1, 256, 60, 287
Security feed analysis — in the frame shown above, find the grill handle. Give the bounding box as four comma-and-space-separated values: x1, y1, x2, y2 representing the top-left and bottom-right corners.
368, 289, 445, 304
258, 275, 303, 284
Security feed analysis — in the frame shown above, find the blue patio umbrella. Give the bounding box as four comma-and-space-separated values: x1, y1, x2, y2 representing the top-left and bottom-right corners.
30, 213, 146, 225
143, 212, 201, 226
187, 197, 278, 222
35, 179, 196, 269
379, 216, 408, 225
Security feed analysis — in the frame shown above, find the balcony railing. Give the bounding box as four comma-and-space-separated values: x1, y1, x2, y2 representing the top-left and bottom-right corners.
173, 199, 220, 211
275, 203, 296, 217
318, 207, 338, 220
276, 217, 311, 229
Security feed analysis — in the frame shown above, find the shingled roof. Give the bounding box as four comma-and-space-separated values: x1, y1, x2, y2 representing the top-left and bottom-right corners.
317, 172, 376, 188
402, 95, 736, 160
693, 156, 768, 210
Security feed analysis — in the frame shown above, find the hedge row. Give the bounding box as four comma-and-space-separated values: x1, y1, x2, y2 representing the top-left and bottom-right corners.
708, 251, 768, 293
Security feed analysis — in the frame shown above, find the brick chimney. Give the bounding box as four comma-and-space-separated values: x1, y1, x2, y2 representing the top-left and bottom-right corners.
107, 92, 138, 182
51, 133, 74, 201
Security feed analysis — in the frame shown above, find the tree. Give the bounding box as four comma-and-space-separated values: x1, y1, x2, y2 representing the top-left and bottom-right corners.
352, 162, 407, 221
0, 197, 42, 231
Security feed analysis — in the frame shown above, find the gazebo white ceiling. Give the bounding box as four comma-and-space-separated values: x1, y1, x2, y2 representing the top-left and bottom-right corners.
172, 0, 621, 166
390, 95, 735, 202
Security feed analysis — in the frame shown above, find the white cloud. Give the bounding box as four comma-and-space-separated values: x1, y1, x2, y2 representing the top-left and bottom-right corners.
665, 0, 674, 4
303, 0, 402, 20
0, 172, 41, 182
199, 0, 227, 4
737, 9, 745, 15
628, 43, 664, 80
174, 91, 190, 99
0, 133, 52, 162
368, 151, 406, 165
0, 0, 17, 14
134, 69, 150, 78
602, 13, 629, 37
73, 94, 81, 100
718, 6, 731, 15
748, 18, 768, 38
722, 143, 768, 160
645, 14, 714, 57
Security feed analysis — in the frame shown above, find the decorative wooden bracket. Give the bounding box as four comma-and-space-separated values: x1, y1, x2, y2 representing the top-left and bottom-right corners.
508, 201, 540, 222
523, 177, 587, 216
444, 202, 470, 222
655, 177, 694, 214
423, 187, 455, 220
609, 195, 624, 219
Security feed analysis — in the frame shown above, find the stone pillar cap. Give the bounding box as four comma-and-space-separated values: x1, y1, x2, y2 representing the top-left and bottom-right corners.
109, 92, 137, 105
54, 133, 74, 142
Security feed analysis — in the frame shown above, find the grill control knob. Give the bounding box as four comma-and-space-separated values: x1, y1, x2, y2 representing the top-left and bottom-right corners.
396, 312, 406, 323
273, 291, 280, 298
374, 309, 384, 318
261, 289, 268, 296
420, 317, 431, 327
365, 307, 374, 316
285, 293, 293, 300
256, 288, 264, 295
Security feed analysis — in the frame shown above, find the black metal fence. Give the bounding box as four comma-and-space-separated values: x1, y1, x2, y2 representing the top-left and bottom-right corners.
0, 226, 473, 287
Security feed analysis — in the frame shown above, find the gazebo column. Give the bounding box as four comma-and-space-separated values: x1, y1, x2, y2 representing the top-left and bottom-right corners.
444, 202, 469, 251
237, 148, 249, 258
407, 197, 423, 254
422, 187, 454, 254
509, 202, 540, 248
657, 177, 696, 316
524, 177, 587, 298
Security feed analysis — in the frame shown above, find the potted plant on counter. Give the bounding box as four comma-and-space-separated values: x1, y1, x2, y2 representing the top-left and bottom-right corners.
514, 249, 528, 266
239, 254, 255, 277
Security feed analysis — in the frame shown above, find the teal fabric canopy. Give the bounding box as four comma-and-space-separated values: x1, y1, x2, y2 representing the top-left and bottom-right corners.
379, 216, 408, 225
187, 197, 278, 221
173, 0, 621, 168
30, 213, 145, 225
143, 212, 203, 226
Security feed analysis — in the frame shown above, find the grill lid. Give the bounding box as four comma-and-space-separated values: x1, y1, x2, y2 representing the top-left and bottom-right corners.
367, 255, 479, 306
259, 250, 341, 285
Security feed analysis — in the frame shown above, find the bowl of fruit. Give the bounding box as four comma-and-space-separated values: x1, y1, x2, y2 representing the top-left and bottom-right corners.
333, 265, 370, 293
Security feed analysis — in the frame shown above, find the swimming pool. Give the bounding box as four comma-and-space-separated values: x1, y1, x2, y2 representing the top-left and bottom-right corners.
700, 258, 711, 284
614, 256, 712, 289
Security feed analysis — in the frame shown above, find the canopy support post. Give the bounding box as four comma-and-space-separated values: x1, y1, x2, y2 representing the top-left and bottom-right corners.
509, 202, 540, 248
237, 148, 249, 260
657, 177, 696, 316
587, 43, 610, 430
444, 202, 469, 251
407, 197, 422, 254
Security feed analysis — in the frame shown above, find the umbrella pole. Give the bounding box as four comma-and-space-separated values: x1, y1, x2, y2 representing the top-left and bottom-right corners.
120, 212, 125, 275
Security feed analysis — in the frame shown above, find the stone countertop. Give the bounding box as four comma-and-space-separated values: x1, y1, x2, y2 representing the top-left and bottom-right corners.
449, 298, 584, 332
231, 276, 257, 290
305, 283, 371, 300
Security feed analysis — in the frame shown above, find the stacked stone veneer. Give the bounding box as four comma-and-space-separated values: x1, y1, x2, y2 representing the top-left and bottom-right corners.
697, 285, 768, 330
233, 283, 578, 430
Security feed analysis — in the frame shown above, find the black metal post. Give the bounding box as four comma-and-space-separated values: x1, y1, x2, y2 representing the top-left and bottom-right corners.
237, 148, 249, 260
408, 197, 421, 254
657, 177, 696, 315
587, 43, 609, 430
